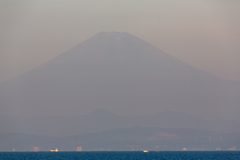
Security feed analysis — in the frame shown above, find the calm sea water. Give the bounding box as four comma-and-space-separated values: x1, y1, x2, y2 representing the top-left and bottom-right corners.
0, 151, 239, 160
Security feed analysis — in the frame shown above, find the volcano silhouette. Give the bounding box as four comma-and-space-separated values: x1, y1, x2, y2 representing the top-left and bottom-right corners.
0, 32, 239, 120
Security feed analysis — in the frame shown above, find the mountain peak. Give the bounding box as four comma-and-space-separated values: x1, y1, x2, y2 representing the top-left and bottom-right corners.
92, 31, 133, 43
49, 30, 166, 65
99, 31, 130, 35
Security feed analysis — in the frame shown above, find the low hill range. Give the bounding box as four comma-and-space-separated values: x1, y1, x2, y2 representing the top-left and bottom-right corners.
1, 109, 240, 137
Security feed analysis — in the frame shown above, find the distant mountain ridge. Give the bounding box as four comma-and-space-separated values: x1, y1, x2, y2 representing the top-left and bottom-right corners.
0, 31, 239, 120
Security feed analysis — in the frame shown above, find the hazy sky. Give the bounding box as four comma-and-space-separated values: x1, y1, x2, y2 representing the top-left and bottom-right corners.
0, 0, 239, 81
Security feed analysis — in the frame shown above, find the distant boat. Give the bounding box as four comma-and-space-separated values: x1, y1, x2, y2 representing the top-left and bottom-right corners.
50, 148, 58, 152
143, 150, 149, 152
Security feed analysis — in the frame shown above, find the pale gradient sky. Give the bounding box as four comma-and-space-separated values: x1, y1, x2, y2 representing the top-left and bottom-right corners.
0, 0, 239, 81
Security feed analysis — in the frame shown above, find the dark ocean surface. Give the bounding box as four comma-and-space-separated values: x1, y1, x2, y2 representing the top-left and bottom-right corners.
0, 151, 239, 160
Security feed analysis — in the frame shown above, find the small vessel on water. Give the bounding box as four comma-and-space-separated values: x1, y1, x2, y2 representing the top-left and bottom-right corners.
50, 148, 58, 152
143, 150, 149, 152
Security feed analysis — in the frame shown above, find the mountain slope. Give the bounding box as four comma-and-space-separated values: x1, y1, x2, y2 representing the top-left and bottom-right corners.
0, 32, 239, 120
